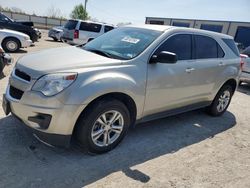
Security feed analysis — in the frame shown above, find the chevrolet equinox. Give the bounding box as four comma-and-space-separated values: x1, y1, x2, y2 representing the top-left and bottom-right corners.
2, 25, 241, 154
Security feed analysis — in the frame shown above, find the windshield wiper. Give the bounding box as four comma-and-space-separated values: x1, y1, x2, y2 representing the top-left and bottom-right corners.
87, 48, 113, 58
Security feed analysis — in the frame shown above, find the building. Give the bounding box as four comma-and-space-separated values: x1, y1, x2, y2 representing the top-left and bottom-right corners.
145, 17, 250, 49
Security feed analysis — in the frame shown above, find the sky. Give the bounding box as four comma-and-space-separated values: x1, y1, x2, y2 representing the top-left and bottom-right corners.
0, 0, 249, 25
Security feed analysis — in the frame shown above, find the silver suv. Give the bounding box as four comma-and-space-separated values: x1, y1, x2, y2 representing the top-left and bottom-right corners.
2, 25, 241, 154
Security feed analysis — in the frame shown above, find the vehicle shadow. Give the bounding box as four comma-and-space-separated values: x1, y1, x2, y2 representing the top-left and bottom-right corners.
8, 49, 28, 54
45, 39, 62, 43
0, 110, 236, 188
237, 83, 250, 96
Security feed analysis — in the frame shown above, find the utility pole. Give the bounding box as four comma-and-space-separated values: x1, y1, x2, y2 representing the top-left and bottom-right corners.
84, 0, 88, 20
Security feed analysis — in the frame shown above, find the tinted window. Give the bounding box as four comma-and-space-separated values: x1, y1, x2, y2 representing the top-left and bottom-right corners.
172, 22, 190, 28
0, 14, 12, 22
149, 20, 164, 25
156, 34, 192, 60
222, 38, 240, 57
235, 26, 250, 49
104, 26, 114, 33
64, 20, 78, 30
242, 46, 250, 57
195, 35, 218, 59
79, 22, 102, 33
201, 24, 223, 33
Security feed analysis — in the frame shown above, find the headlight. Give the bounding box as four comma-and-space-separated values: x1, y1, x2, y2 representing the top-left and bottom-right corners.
32, 73, 77, 96
24, 36, 30, 40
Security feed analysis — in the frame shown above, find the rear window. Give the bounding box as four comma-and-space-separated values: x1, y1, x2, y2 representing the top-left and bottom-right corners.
222, 39, 240, 57
64, 20, 78, 30
79, 22, 102, 33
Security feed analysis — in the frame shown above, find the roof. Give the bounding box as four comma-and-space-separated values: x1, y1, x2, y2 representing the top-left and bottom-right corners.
68, 19, 114, 27
126, 24, 233, 39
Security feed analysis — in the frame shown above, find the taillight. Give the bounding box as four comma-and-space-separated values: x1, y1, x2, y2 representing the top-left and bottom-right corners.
240, 54, 247, 71
74, 30, 79, 39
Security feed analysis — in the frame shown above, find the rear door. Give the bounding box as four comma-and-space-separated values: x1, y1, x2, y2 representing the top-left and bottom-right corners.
63, 20, 78, 40
192, 34, 226, 98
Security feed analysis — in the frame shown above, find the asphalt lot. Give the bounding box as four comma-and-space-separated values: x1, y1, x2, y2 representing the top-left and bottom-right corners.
0, 30, 250, 188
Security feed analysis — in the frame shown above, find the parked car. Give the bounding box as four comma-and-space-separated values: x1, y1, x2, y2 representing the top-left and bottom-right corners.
2, 25, 241, 154
62, 19, 115, 45
0, 12, 39, 42
0, 28, 32, 52
239, 46, 250, 85
48, 26, 64, 41
0, 47, 13, 74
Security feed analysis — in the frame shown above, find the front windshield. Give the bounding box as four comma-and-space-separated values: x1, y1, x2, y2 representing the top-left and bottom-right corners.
83, 27, 162, 60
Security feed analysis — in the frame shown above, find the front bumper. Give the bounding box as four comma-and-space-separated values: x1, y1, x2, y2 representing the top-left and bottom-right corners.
3, 80, 86, 147
240, 71, 250, 83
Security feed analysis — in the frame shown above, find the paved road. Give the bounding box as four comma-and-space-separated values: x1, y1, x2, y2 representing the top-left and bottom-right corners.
0, 31, 250, 188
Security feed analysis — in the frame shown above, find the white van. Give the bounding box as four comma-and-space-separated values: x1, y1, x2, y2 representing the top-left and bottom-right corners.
61, 19, 115, 45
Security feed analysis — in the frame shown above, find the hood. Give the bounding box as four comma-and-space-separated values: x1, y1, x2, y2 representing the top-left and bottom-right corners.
1, 29, 29, 38
15, 20, 34, 27
16, 46, 122, 78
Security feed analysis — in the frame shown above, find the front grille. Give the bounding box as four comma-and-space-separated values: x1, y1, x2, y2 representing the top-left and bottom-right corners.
9, 86, 24, 100
15, 69, 31, 82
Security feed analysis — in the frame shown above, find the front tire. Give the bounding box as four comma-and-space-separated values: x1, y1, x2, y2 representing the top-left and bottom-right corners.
76, 99, 131, 154
2, 38, 20, 53
207, 85, 233, 116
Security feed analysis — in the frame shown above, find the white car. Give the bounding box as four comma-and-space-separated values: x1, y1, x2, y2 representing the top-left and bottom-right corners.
0, 28, 32, 52
61, 20, 115, 45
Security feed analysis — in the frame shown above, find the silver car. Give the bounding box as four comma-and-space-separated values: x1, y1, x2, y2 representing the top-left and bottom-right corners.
2, 25, 241, 154
48, 26, 64, 41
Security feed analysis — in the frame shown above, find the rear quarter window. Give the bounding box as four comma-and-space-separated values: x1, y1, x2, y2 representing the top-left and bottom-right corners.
79, 22, 102, 33
64, 20, 78, 30
104, 26, 114, 33
222, 38, 240, 57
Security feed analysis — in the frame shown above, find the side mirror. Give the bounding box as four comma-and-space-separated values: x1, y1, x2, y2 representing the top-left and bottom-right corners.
150, 51, 177, 64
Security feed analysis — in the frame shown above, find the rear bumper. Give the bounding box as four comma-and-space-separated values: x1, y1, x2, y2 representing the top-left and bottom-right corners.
240, 71, 250, 83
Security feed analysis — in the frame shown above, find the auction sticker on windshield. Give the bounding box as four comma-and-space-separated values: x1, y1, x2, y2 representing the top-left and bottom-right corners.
121, 36, 140, 44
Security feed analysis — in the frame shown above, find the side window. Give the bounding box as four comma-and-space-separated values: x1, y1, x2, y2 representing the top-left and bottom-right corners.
79, 22, 102, 33
155, 34, 192, 60
194, 35, 222, 59
104, 26, 114, 33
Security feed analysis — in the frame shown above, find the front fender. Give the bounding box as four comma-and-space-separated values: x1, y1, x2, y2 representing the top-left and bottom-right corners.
61, 71, 145, 118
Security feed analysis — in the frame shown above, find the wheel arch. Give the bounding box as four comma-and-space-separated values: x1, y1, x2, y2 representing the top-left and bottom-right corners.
72, 92, 137, 137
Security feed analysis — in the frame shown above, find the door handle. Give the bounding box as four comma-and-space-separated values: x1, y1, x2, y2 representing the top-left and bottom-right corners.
218, 62, 225, 66
185, 67, 195, 73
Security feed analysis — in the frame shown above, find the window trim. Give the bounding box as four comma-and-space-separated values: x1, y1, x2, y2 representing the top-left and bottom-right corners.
193, 34, 225, 60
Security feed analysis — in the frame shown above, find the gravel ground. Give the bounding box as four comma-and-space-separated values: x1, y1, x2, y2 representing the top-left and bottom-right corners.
0, 31, 250, 188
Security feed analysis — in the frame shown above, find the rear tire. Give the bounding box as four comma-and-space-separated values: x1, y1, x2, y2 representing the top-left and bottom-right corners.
75, 99, 131, 154
2, 38, 21, 53
207, 85, 233, 116
52, 37, 58, 41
